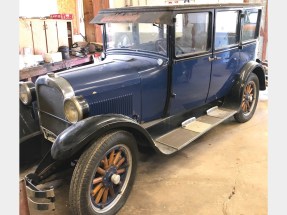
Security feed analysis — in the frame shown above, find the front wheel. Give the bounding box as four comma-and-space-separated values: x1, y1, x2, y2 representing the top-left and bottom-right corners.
234, 73, 259, 123
69, 130, 138, 215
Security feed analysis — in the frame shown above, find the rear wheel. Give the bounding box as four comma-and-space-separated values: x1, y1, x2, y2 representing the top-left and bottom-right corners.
234, 73, 259, 123
69, 130, 138, 215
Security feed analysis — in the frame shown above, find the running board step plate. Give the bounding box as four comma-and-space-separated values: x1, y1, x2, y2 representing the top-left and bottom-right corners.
155, 107, 237, 154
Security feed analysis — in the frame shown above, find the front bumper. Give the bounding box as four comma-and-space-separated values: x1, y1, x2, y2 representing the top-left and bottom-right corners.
20, 176, 55, 212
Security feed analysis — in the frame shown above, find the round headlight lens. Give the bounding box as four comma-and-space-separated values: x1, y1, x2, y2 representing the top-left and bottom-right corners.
64, 96, 89, 123
19, 81, 35, 105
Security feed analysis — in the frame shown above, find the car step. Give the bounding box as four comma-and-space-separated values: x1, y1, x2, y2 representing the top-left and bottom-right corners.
155, 106, 237, 155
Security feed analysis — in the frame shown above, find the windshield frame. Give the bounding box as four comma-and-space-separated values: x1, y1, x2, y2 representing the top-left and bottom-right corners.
102, 23, 169, 57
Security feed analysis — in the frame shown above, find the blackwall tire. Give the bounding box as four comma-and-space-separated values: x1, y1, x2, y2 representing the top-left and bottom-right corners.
234, 73, 259, 123
69, 130, 138, 215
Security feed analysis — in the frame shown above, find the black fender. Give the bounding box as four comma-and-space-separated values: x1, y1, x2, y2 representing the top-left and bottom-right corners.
51, 114, 157, 160
225, 61, 266, 109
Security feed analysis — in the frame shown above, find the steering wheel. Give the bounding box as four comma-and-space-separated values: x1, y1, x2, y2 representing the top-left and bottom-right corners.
155, 39, 167, 54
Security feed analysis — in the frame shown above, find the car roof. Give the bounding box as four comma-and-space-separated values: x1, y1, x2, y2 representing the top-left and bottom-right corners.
91, 3, 262, 25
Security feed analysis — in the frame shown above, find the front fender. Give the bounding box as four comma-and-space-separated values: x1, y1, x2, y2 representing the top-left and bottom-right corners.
225, 61, 265, 109
51, 114, 155, 160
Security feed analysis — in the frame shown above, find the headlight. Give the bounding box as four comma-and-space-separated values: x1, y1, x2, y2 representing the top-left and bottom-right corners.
64, 96, 89, 123
19, 81, 36, 105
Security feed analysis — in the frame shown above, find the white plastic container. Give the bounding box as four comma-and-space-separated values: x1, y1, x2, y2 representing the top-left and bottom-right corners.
44, 52, 63, 63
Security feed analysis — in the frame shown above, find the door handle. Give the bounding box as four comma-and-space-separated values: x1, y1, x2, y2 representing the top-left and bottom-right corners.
209, 57, 215, 62
209, 56, 221, 61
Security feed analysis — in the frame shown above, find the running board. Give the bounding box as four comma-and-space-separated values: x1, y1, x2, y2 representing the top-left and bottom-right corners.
155, 106, 237, 155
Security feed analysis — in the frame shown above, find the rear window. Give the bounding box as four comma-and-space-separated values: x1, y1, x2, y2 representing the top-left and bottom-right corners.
242, 10, 259, 41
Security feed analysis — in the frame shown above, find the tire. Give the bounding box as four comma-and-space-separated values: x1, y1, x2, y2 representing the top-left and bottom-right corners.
69, 130, 138, 215
234, 73, 259, 123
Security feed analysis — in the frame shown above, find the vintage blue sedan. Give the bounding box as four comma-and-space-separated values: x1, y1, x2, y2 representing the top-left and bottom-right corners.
20, 3, 266, 215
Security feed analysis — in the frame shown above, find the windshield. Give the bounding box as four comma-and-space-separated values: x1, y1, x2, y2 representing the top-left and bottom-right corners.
105, 23, 168, 56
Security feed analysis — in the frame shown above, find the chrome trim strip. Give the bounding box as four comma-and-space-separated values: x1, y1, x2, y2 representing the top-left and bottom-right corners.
242, 40, 257, 46
213, 46, 239, 54
36, 74, 74, 100
174, 52, 211, 62
35, 74, 74, 133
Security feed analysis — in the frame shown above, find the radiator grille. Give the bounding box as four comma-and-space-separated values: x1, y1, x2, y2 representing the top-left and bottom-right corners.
37, 85, 70, 136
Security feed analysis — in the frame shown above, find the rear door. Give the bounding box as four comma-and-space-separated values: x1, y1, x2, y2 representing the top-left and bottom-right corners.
170, 10, 213, 115
206, 9, 241, 103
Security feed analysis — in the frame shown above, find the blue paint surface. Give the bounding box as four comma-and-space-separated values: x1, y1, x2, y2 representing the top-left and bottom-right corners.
60, 54, 168, 122
170, 55, 212, 114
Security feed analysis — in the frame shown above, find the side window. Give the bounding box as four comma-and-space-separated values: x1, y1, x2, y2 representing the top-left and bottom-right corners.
175, 12, 210, 56
242, 10, 259, 41
215, 11, 239, 50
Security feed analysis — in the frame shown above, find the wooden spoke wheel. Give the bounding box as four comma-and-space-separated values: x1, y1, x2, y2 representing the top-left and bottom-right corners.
241, 81, 256, 114
69, 131, 138, 215
90, 145, 132, 212
234, 73, 259, 123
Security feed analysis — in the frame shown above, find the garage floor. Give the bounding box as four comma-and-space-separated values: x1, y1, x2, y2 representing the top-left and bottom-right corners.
22, 89, 268, 215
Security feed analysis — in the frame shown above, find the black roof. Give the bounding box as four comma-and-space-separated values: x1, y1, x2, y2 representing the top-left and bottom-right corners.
90, 3, 262, 25
98, 3, 262, 14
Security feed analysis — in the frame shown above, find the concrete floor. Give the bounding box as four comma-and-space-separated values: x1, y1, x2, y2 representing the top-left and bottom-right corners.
22, 89, 268, 215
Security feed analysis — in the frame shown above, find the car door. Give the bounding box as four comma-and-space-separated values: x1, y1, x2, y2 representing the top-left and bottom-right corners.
169, 10, 213, 115
206, 9, 241, 103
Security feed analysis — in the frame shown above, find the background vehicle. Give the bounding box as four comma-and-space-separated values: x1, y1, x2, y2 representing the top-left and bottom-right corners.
19, 3, 265, 215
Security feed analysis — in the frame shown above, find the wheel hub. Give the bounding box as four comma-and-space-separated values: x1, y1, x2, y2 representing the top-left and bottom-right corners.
102, 166, 117, 187
245, 93, 253, 103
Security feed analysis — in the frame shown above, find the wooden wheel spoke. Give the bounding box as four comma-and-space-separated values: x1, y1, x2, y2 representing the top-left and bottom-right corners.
108, 150, 115, 167
248, 85, 251, 93
92, 183, 103, 196
116, 157, 126, 168
113, 150, 122, 165
97, 167, 106, 175
117, 168, 126, 174
102, 188, 109, 205
93, 177, 103, 185
103, 156, 109, 170
242, 103, 247, 112
95, 187, 105, 204
246, 101, 251, 110
109, 186, 115, 197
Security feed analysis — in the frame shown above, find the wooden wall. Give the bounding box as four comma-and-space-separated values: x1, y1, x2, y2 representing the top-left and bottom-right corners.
57, 0, 79, 34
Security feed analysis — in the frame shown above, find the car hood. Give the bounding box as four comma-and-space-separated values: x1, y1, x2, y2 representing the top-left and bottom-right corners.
59, 55, 166, 96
